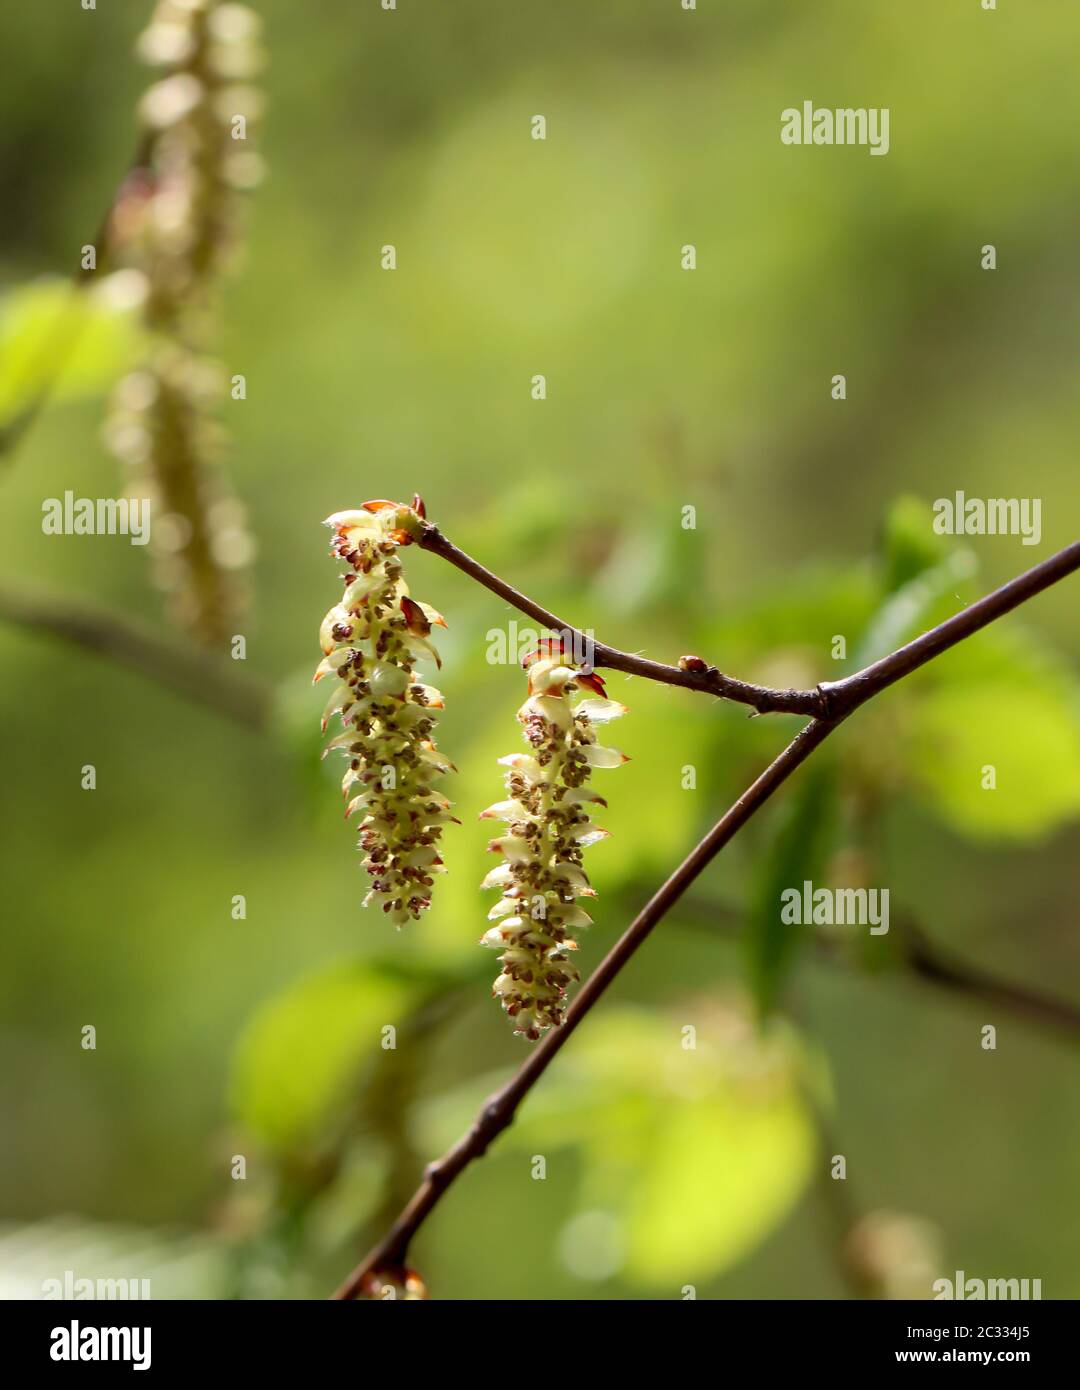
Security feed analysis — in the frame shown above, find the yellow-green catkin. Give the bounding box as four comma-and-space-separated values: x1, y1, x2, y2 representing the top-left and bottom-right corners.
480, 644, 628, 1039
105, 0, 263, 644
316, 500, 456, 929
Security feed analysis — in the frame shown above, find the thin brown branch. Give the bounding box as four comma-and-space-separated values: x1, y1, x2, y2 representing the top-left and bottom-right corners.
0, 581, 270, 729
821, 538, 1080, 719
421, 524, 1080, 723
419, 522, 827, 715
332, 536, 1080, 1299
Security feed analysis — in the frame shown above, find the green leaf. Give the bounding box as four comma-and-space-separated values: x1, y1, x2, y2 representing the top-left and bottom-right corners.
853, 549, 976, 670
906, 683, 1080, 841
229, 960, 420, 1151
626, 1079, 814, 1285
615, 1013, 817, 1285
746, 759, 840, 1015
913, 619, 1078, 701
433, 1008, 818, 1288
592, 516, 706, 620
0, 274, 146, 428
877, 494, 954, 594
707, 564, 878, 665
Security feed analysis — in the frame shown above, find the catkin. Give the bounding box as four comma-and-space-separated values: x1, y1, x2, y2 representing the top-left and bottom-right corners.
480, 643, 628, 1039
316, 500, 456, 929
105, 0, 263, 644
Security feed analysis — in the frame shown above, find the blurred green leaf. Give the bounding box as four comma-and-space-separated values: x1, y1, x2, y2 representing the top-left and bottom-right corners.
709, 564, 877, 663
593, 517, 706, 620
229, 960, 421, 1151
746, 760, 840, 1015
914, 620, 1079, 700
866, 590, 1080, 841
424, 1007, 818, 1288
877, 494, 954, 594
853, 549, 976, 671
0, 274, 145, 428
626, 1079, 813, 1284
906, 683, 1080, 841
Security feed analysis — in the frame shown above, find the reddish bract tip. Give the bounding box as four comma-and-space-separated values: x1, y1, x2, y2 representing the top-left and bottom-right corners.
361, 499, 399, 513
411, 493, 426, 519
521, 636, 567, 668
575, 671, 607, 697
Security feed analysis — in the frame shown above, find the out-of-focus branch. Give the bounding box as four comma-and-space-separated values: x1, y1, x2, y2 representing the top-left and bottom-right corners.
0, 581, 270, 729
667, 894, 1080, 1044
894, 920, 1080, 1042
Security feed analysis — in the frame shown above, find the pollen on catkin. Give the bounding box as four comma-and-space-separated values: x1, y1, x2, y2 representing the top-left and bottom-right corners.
316, 498, 456, 929
479, 641, 628, 1039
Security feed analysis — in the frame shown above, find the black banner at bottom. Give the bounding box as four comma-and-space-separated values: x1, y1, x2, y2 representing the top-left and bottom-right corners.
0, 1295, 1065, 1373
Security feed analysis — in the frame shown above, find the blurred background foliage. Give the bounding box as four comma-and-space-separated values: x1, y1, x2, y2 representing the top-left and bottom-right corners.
1, 0, 1079, 1299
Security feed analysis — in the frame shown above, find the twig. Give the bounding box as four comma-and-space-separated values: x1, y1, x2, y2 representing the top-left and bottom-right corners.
421, 524, 1080, 720
419, 523, 827, 715
332, 537, 1080, 1298
820, 539, 1080, 718
0, 581, 270, 729
897, 920, 1080, 1042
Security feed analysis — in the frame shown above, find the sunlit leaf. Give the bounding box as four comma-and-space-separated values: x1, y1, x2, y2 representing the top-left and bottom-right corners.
229, 960, 420, 1151
877, 494, 955, 594
707, 565, 877, 667
428, 1006, 819, 1288
0, 274, 146, 429
852, 549, 976, 670
906, 683, 1080, 841
626, 1079, 814, 1285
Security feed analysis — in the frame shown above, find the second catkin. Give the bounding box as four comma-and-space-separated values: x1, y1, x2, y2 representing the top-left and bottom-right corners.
480, 642, 628, 1039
